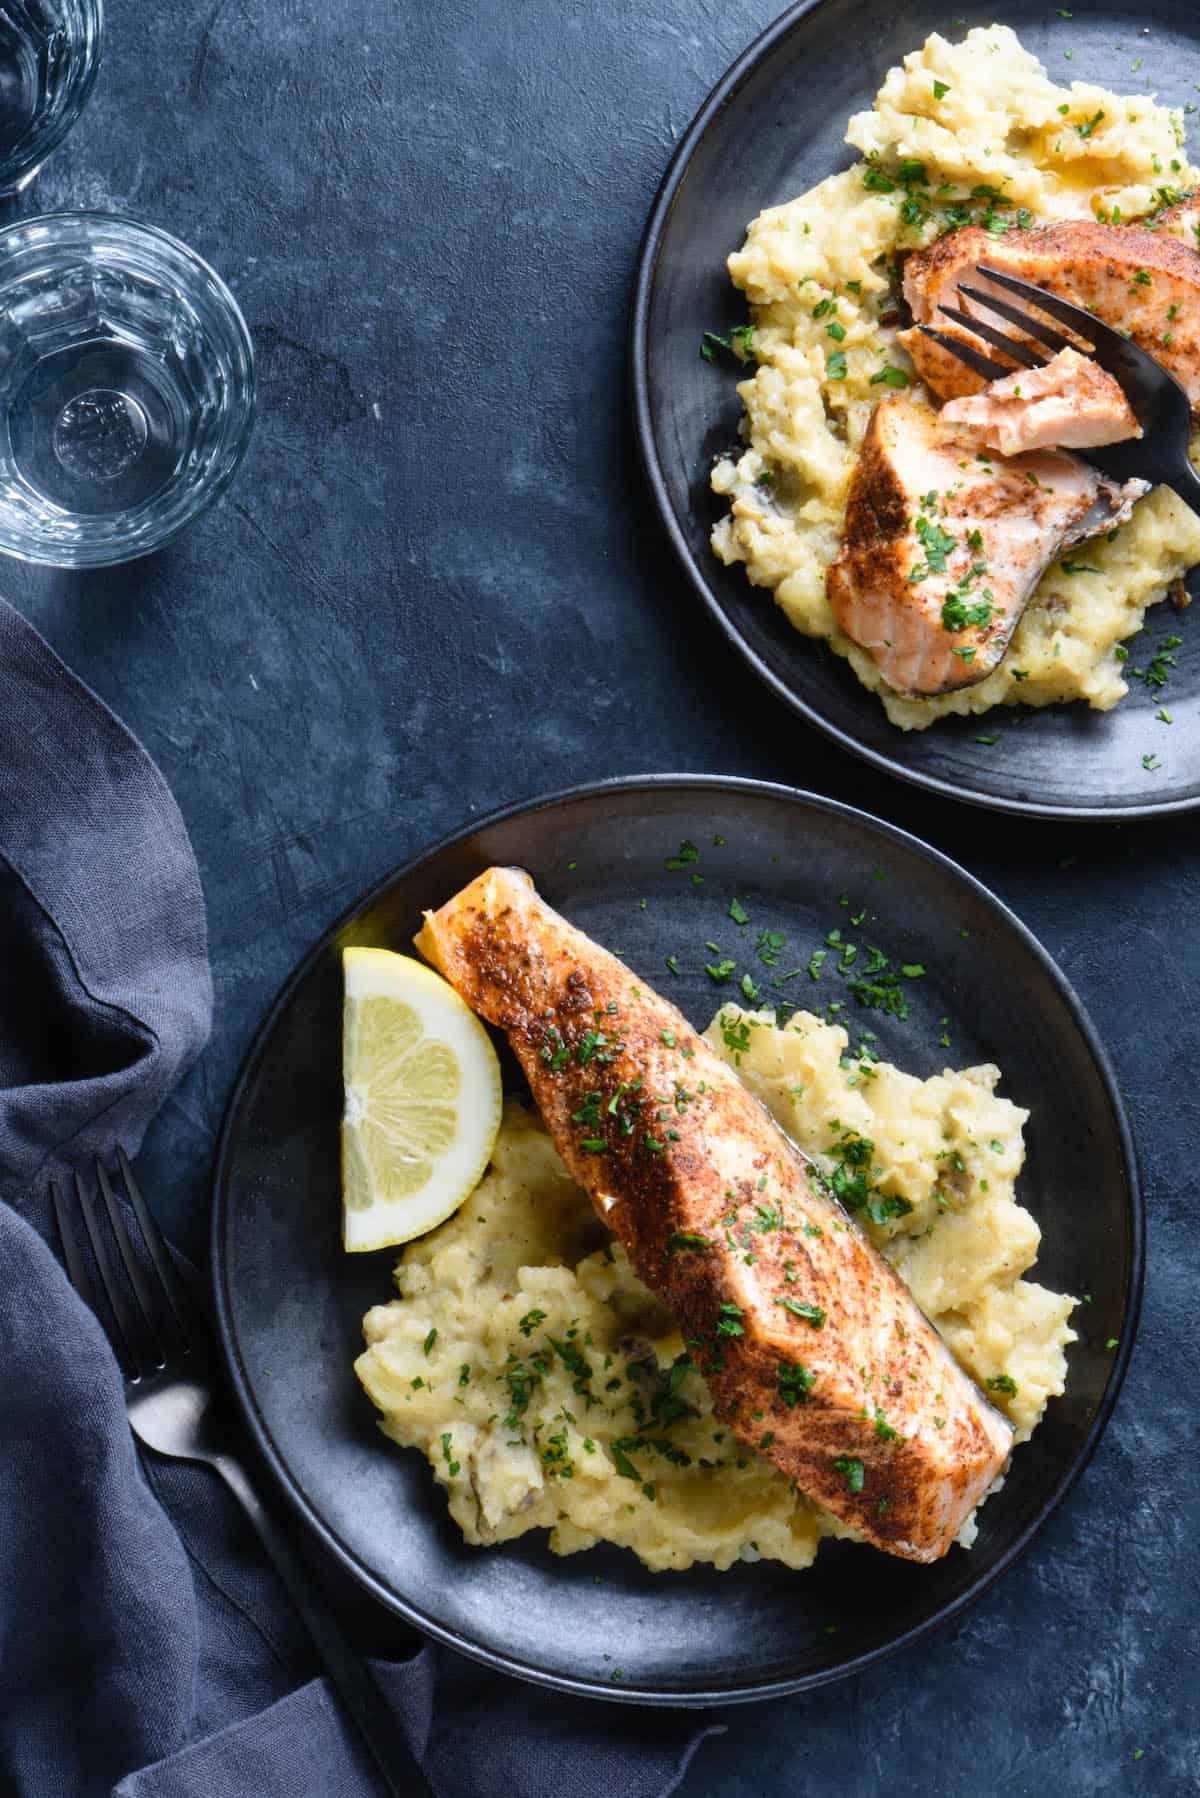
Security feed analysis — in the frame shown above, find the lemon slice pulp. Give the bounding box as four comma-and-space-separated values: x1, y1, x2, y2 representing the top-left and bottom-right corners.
341, 948, 502, 1251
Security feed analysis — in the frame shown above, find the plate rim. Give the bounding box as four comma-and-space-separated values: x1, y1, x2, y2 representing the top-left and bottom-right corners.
210, 772, 1145, 1706
627, 0, 1200, 823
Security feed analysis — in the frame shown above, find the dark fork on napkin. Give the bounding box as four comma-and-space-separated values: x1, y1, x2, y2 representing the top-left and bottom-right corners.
51, 1150, 430, 1798
917, 262, 1200, 511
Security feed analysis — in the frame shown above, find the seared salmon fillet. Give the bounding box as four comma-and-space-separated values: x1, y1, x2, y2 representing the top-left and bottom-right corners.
941, 347, 1141, 457
827, 394, 1146, 695
899, 220, 1200, 415
415, 867, 1014, 1563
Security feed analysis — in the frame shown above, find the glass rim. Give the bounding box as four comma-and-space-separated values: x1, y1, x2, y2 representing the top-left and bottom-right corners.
0, 0, 105, 188
0, 208, 254, 360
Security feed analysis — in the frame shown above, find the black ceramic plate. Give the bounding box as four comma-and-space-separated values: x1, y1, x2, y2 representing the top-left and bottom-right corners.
631, 0, 1200, 818
212, 777, 1140, 1704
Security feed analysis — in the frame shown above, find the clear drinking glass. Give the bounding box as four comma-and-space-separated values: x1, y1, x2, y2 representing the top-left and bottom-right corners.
0, 213, 255, 566
0, 0, 102, 193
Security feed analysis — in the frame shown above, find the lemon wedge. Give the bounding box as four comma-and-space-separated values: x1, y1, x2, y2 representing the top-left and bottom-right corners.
340, 948, 502, 1252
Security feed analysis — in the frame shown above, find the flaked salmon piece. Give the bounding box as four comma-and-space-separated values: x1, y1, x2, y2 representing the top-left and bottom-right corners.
941, 347, 1142, 457
899, 220, 1200, 416
415, 866, 1014, 1564
827, 394, 1146, 696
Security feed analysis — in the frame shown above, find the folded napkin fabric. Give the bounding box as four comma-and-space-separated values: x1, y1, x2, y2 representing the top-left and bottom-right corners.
0, 601, 716, 1798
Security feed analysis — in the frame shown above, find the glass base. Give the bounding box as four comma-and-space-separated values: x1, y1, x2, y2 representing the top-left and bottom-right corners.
9, 340, 183, 515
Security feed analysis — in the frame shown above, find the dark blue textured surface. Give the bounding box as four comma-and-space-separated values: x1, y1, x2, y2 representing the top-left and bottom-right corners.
6, 0, 1196, 1789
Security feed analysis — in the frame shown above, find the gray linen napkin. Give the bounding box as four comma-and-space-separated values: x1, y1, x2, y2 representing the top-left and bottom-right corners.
0, 600, 717, 1797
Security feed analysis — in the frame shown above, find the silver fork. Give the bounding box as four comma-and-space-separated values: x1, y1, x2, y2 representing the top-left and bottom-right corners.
51, 1150, 428, 1798
917, 260, 1200, 512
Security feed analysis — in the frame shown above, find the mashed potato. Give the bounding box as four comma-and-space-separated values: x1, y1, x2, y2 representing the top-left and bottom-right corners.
711, 24, 1200, 729
356, 1008, 1075, 1573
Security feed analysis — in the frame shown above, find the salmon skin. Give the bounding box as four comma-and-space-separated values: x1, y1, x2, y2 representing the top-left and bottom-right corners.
416, 867, 1014, 1563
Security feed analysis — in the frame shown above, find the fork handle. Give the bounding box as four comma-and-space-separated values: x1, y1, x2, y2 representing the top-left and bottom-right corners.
210, 1450, 431, 1798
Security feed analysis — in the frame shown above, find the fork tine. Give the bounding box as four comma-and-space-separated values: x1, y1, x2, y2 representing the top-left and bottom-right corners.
974, 264, 1120, 345
958, 282, 1076, 355
116, 1146, 195, 1352
51, 1176, 96, 1306
95, 1160, 171, 1366
939, 302, 1047, 368
73, 1170, 147, 1376
914, 323, 1013, 382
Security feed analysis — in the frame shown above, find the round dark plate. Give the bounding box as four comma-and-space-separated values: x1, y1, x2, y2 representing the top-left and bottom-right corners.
212, 776, 1141, 1705
631, 0, 1200, 818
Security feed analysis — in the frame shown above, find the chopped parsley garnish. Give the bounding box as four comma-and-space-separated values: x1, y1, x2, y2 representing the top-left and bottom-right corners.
826, 319, 846, 342
1076, 109, 1105, 140
1129, 635, 1182, 691
832, 1456, 865, 1493
440, 1432, 460, 1478
706, 957, 736, 984
664, 954, 681, 975
518, 1309, 546, 1338
872, 1407, 900, 1442
1060, 561, 1099, 575
729, 896, 749, 925
776, 1298, 826, 1327
576, 1028, 613, 1067
665, 1230, 711, 1257
756, 928, 786, 966
501, 1351, 546, 1427
700, 326, 755, 364
740, 972, 761, 1003
572, 1090, 602, 1129
665, 839, 701, 869
869, 363, 910, 388
539, 1429, 574, 1480
458, 1364, 471, 1387
986, 1373, 1018, 1396
908, 513, 957, 583
715, 1301, 746, 1337
610, 1441, 642, 1481
941, 592, 993, 631
865, 1193, 914, 1225
548, 1334, 594, 1396
778, 1361, 817, 1407
423, 1328, 438, 1356
826, 349, 849, 380
845, 947, 920, 1019
933, 79, 950, 100
861, 164, 897, 194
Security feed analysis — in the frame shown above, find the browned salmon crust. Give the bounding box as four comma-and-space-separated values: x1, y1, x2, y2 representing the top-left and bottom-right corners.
900, 220, 1200, 415
416, 867, 1014, 1563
